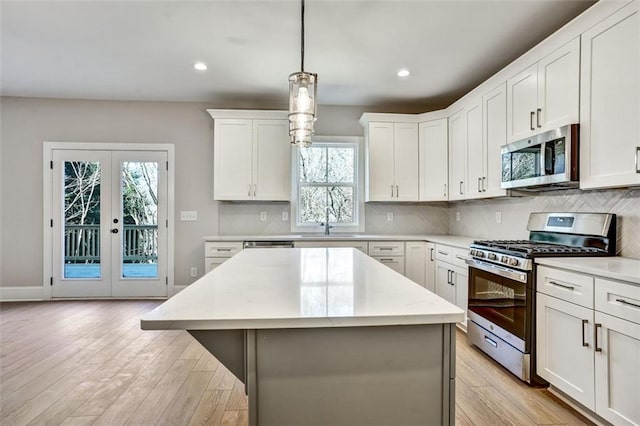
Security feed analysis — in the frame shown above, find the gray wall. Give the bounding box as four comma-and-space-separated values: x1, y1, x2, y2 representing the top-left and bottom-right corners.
448, 188, 640, 259
1, 97, 442, 288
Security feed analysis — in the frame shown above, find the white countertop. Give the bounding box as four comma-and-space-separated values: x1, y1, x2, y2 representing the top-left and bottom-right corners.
141, 248, 464, 330
536, 257, 640, 285
202, 234, 477, 250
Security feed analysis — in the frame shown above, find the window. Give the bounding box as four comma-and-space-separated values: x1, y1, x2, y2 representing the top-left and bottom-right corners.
292, 136, 364, 232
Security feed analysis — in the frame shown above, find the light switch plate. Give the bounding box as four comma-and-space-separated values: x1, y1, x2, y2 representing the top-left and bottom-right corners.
180, 211, 198, 221
260, 211, 267, 221
387, 212, 394, 222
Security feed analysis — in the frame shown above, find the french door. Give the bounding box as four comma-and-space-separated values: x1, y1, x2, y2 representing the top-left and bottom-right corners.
51, 149, 168, 298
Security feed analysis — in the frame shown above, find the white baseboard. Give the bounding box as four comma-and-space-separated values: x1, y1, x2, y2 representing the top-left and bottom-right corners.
0, 286, 44, 301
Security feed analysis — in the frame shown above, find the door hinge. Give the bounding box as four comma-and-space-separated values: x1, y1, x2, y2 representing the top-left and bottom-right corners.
50, 219, 53, 227
50, 276, 53, 286
165, 276, 168, 286
50, 160, 53, 169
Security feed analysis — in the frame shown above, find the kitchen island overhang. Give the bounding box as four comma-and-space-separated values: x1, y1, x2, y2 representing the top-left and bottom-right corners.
141, 247, 464, 426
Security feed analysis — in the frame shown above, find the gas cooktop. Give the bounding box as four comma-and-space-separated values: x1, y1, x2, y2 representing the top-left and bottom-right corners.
471, 240, 605, 258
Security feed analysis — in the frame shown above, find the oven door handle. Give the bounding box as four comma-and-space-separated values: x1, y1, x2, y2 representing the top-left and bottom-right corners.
465, 258, 529, 284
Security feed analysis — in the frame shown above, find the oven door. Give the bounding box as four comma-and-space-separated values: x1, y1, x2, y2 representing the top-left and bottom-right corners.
467, 262, 531, 352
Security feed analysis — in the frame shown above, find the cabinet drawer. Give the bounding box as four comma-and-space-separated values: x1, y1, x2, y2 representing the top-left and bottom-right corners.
435, 244, 469, 268
595, 278, 640, 324
205, 257, 229, 273
372, 256, 405, 275
368, 241, 404, 256
204, 242, 243, 258
537, 266, 594, 309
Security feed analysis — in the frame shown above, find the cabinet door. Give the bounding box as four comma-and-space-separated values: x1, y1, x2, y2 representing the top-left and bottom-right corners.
465, 100, 484, 199
375, 256, 405, 275
580, 2, 640, 189
393, 123, 419, 201
253, 120, 291, 201
425, 243, 436, 293
448, 110, 466, 201
483, 83, 508, 197
213, 119, 253, 200
435, 262, 456, 305
507, 63, 538, 142
594, 311, 640, 426
537, 37, 580, 132
419, 119, 448, 201
405, 241, 426, 287
536, 293, 595, 409
366, 122, 395, 201
452, 264, 468, 327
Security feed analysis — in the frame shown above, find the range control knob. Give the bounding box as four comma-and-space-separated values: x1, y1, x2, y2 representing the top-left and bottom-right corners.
508, 258, 519, 267
501, 256, 509, 264
487, 253, 497, 260
476, 251, 485, 258
469, 249, 476, 256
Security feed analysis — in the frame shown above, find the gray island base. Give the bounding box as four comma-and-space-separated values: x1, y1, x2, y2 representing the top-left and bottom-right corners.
141, 248, 463, 425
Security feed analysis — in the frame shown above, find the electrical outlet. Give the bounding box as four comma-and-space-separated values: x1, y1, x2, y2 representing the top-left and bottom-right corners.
180, 211, 198, 221
260, 211, 267, 221
495, 211, 502, 224
190, 267, 197, 277
455, 211, 461, 222
282, 211, 289, 221
387, 212, 394, 222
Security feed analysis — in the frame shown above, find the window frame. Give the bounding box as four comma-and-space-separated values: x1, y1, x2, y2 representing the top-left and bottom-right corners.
290, 136, 365, 233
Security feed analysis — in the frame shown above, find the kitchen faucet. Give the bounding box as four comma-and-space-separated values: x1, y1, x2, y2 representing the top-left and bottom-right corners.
321, 208, 332, 235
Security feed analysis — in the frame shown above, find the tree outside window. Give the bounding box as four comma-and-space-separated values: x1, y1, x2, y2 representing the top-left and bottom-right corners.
296, 143, 358, 227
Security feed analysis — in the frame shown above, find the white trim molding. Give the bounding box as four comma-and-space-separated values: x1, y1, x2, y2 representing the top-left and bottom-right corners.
207, 109, 288, 120
0, 286, 44, 301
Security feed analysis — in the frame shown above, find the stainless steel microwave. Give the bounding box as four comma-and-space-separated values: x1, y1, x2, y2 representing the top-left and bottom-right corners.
501, 124, 579, 190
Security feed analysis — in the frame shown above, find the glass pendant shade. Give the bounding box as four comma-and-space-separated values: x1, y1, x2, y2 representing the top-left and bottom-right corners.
289, 71, 317, 147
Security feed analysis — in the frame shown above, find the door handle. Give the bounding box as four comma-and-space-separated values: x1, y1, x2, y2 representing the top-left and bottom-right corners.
443, 183, 447, 197
391, 185, 394, 197
253, 184, 257, 197
616, 298, 640, 309
459, 181, 463, 195
548, 280, 575, 291
581, 319, 589, 347
248, 184, 251, 197
594, 323, 602, 352
111, 228, 119, 234
477, 177, 481, 192
430, 248, 434, 262
530, 111, 535, 131
536, 108, 542, 128
635, 147, 639, 173
482, 177, 486, 192
484, 336, 498, 348
396, 185, 399, 198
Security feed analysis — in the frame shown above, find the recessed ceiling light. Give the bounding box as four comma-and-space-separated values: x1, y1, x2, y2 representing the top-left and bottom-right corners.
193, 62, 208, 71
397, 69, 410, 78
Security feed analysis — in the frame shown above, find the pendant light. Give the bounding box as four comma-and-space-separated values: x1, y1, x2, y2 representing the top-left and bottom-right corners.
289, 0, 317, 147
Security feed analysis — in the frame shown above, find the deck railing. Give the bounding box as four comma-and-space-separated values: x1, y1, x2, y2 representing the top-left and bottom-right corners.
64, 224, 158, 263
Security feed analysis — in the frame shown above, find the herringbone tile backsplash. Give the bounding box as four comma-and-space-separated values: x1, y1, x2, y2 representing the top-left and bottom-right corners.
449, 188, 640, 259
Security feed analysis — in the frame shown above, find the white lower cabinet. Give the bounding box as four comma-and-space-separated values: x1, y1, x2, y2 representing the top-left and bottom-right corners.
425, 242, 436, 293
368, 241, 406, 275
405, 241, 427, 287
537, 266, 640, 425
434, 244, 469, 327
204, 242, 243, 273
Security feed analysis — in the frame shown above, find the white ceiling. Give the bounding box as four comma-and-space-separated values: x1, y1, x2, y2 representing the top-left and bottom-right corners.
0, 0, 596, 112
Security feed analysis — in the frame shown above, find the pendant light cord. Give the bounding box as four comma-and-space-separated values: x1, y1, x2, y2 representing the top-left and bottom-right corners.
301, 0, 305, 72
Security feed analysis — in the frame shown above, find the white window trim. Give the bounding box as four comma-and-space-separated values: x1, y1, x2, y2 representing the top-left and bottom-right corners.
290, 136, 365, 234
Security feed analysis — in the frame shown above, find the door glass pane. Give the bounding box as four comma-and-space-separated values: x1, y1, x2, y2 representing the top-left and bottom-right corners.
63, 161, 102, 279
121, 162, 158, 279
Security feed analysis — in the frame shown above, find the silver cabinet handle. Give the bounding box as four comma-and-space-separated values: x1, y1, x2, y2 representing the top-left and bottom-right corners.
380, 258, 395, 262
594, 323, 602, 352
217, 248, 232, 252
548, 280, 575, 291
636, 147, 640, 173
455, 255, 467, 261
581, 319, 589, 347
482, 177, 486, 192
396, 185, 399, 198
536, 108, 542, 128
484, 335, 498, 348
616, 298, 640, 309
443, 183, 447, 197
530, 111, 535, 131
477, 177, 481, 192
438, 250, 448, 256
253, 184, 257, 197
459, 181, 463, 195
391, 185, 394, 197
248, 184, 251, 197
430, 248, 434, 262
378, 247, 394, 251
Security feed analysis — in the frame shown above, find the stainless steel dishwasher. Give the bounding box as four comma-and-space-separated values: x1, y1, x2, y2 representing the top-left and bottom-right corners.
242, 241, 294, 249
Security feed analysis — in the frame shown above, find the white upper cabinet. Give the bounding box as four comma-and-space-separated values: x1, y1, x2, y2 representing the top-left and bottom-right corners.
483, 83, 508, 197
365, 122, 419, 202
448, 109, 466, 201
580, 1, 640, 190
212, 113, 291, 201
464, 99, 484, 199
419, 119, 448, 201
507, 38, 580, 142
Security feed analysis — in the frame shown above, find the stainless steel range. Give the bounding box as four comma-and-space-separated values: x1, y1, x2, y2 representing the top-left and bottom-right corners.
465, 212, 616, 385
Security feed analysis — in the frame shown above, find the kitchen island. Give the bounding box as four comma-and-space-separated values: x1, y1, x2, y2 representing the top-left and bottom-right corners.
141, 247, 464, 426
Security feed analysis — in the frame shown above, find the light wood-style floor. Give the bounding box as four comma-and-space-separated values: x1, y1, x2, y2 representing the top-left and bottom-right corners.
0, 301, 591, 425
